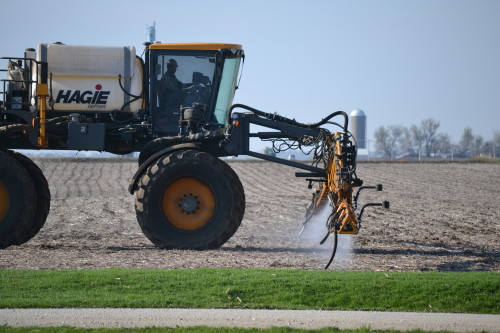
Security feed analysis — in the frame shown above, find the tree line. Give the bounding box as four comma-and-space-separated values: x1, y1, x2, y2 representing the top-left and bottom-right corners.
374, 118, 500, 159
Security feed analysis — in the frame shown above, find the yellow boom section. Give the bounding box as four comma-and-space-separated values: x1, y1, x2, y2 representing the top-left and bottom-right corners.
326, 133, 359, 235
307, 132, 361, 235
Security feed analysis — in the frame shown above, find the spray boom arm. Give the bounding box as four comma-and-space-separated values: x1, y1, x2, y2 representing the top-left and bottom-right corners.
226, 104, 388, 268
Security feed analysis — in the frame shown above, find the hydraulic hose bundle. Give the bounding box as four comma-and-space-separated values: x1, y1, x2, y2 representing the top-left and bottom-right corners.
230, 104, 388, 269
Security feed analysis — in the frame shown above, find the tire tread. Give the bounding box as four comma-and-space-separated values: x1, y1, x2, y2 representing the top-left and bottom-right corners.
135, 150, 245, 250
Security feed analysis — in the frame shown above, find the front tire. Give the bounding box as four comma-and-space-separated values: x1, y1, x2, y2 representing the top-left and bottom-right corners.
135, 150, 245, 250
0, 151, 37, 249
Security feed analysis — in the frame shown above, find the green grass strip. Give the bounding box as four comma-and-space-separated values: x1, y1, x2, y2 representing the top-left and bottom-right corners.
0, 269, 498, 314
466, 157, 500, 163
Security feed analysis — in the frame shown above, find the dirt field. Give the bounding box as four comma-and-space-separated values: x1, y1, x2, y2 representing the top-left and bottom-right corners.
1, 158, 498, 271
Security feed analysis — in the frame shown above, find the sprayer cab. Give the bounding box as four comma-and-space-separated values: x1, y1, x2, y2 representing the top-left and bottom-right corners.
146, 43, 244, 135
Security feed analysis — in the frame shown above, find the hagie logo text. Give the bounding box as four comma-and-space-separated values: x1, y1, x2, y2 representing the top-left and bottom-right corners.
55, 84, 110, 109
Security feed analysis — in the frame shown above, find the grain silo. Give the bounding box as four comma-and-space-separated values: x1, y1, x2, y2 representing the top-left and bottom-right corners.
350, 109, 367, 149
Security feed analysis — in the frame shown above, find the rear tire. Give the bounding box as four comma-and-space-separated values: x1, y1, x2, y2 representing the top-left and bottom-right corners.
6, 150, 51, 245
0, 151, 37, 249
135, 150, 245, 250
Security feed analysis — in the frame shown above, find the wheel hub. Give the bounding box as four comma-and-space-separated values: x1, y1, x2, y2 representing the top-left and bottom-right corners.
179, 194, 200, 214
162, 177, 216, 231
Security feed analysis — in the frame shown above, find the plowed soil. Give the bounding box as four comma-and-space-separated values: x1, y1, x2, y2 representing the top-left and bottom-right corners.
1, 158, 498, 271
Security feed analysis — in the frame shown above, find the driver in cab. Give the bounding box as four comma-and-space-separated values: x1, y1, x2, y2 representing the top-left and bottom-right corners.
159, 59, 192, 116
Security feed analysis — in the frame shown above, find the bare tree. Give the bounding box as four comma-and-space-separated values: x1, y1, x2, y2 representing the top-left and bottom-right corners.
401, 127, 414, 156
420, 118, 440, 157
435, 133, 452, 157
410, 124, 424, 160
373, 123, 498, 160
374, 125, 404, 159
472, 135, 484, 157
482, 140, 494, 157
390, 125, 404, 158
459, 127, 474, 157
480, 132, 500, 157
494, 131, 500, 157
450, 143, 461, 160
494, 131, 500, 146
374, 126, 391, 158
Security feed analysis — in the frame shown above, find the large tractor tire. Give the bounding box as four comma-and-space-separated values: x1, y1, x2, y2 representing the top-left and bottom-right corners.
135, 150, 245, 250
6, 150, 51, 245
0, 151, 37, 249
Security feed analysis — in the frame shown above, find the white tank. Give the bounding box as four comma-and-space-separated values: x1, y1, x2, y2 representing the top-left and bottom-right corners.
350, 109, 367, 149
34, 43, 143, 113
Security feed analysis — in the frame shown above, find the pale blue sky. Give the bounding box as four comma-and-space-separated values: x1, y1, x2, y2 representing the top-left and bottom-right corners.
1, 0, 499, 150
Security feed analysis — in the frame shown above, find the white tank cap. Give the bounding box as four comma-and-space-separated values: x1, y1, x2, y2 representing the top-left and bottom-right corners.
350, 109, 366, 117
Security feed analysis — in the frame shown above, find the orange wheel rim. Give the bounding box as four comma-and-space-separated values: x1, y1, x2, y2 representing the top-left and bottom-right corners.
0, 180, 10, 223
162, 177, 216, 231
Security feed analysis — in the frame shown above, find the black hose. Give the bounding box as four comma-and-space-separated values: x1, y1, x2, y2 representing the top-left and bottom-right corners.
324, 230, 338, 269
117, 74, 144, 112
46, 121, 68, 128
46, 116, 70, 124
117, 74, 143, 99
0, 124, 28, 135
230, 103, 349, 131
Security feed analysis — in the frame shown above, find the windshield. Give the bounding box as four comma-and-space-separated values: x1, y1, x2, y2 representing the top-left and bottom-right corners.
152, 51, 216, 131
214, 57, 242, 125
